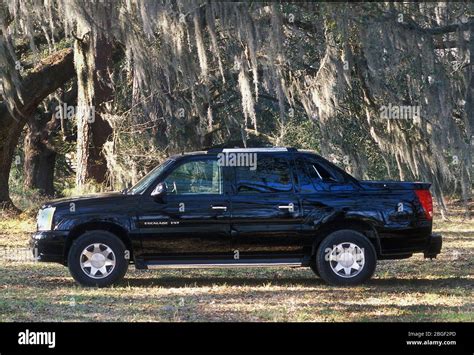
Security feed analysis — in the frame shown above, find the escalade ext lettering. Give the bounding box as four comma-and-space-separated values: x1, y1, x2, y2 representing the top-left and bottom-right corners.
30, 147, 442, 287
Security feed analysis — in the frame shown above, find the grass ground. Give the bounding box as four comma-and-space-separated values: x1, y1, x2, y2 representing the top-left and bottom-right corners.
0, 214, 472, 322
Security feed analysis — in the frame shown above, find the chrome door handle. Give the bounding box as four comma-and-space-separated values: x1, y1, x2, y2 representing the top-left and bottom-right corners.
211, 206, 227, 211
278, 203, 294, 213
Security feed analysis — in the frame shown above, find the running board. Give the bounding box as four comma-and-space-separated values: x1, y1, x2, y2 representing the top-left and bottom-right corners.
141, 258, 303, 269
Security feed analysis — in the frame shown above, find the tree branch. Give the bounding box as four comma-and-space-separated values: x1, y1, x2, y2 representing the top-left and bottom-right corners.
14, 48, 75, 118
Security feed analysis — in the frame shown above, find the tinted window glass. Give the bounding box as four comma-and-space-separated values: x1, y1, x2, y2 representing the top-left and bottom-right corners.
303, 156, 341, 182
294, 158, 319, 193
165, 159, 222, 195
128, 159, 173, 195
236, 156, 292, 193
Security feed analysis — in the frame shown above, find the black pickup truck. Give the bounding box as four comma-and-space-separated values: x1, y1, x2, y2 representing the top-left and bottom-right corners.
30, 147, 441, 287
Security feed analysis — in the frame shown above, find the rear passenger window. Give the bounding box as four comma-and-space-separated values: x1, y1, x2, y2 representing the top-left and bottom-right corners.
294, 158, 319, 193
235, 156, 292, 193
307, 162, 334, 181
303, 157, 341, 182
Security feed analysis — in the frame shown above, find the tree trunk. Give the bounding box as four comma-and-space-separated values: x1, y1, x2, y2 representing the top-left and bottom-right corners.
23, 113, 57, 196
74, 31, 114, 190
74, 29, 94, 189
0, 106, 24, 211
0, 47, 74, 211
88, 36, 114, 184
23, 84, 77, 197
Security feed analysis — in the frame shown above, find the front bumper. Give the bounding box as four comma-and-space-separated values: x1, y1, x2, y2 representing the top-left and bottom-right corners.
423, 233, 442, 259
30, 230, 69, 263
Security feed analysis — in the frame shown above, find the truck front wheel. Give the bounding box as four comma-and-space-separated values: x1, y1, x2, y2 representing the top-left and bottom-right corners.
68, 230, 128, 287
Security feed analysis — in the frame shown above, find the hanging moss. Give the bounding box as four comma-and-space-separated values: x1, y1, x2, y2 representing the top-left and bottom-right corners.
2, 1, 471, 215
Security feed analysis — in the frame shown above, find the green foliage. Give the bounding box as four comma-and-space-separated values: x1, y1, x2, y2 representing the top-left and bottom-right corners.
281, 116, 320, 151
9, 168, 49, 215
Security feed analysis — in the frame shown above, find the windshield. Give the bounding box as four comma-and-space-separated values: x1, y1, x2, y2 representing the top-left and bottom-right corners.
128, 159, 174, 195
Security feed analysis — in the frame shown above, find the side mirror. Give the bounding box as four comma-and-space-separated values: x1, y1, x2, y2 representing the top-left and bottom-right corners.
151, 182, 167, 199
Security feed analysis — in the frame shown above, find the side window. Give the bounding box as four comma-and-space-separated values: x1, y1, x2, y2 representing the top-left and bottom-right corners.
165, 159, 222, 195
294, 158, 320, 193
235, 156, 293, 194
304, 157, 340, 182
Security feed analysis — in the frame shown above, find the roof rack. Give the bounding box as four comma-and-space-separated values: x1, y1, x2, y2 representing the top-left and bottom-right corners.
207, 147, 297, 153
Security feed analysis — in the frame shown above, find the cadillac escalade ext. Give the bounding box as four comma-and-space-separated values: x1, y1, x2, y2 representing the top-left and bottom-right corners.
30, 147, 442, 287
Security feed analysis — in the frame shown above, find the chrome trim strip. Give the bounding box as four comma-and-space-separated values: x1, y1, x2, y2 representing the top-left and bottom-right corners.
145, 262, 302, 269
222, 147, 288, 153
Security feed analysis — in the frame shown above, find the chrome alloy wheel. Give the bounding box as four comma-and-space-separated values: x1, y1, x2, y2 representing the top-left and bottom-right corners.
80, 243, 116, 279
328, 242, 365, 278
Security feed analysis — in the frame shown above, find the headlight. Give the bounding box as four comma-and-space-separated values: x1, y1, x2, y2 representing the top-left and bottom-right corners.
37, 207, 56, 231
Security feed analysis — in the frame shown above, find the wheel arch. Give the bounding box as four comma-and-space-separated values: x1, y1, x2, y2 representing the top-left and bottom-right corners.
311, 218, 381, 257
64, 221, 133, 264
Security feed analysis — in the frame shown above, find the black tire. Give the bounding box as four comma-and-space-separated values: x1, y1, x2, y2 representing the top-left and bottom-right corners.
315, 229, 376, 286
67, 230, 128, 287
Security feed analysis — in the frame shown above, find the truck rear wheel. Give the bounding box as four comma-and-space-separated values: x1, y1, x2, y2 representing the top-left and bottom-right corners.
315, 230, 376, 286
68, 230, 128, 287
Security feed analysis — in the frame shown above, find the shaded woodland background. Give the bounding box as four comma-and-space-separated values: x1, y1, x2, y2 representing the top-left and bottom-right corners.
0, 1, 472, 218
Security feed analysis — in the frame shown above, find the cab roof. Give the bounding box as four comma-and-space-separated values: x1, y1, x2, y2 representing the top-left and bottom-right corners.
207, 147, 297, 153
169, 147, 320, 160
